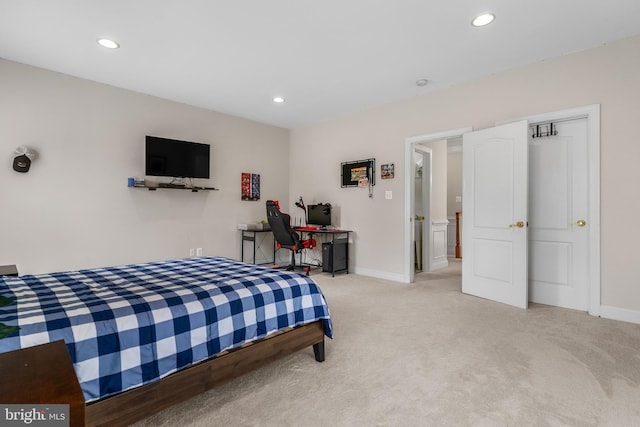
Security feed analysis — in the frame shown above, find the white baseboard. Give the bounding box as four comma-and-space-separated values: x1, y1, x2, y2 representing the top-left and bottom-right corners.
600, 305, 640, 325
351, 266, 405, 283
431, 259, 449, 271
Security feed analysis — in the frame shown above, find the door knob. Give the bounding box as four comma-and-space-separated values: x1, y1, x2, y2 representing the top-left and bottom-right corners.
509, 221, 525, 228
573, 219, 586, 227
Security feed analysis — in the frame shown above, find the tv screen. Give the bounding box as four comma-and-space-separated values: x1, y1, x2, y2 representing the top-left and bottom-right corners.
145, 136, 210, 179
307, 203, 332, 227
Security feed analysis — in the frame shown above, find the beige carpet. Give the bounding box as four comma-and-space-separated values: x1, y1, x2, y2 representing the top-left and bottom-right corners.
133, 260, 640, 426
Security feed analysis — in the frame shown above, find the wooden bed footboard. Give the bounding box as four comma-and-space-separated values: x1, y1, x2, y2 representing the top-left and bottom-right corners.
85, 320, 326, 427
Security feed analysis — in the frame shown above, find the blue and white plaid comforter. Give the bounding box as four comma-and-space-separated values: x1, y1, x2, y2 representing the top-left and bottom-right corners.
0, 257, 332, 402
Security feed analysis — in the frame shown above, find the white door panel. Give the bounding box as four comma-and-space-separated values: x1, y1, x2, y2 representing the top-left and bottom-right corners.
529, 139, 570, 229
473, 140, 515, 228
529, 241, 570, 285
473, 239, 512, 283
529, 118, 589, 310
462, 120, 528, 309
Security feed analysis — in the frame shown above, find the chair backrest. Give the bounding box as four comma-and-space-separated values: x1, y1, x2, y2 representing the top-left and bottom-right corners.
266, 200, 302, 251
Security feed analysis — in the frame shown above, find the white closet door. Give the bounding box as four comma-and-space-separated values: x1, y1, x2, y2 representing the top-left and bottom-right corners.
528, 118, 589, 310
462, 121, 529, 308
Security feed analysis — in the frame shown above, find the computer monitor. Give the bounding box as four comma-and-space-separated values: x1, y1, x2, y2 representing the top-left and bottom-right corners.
307, 203, 332, 227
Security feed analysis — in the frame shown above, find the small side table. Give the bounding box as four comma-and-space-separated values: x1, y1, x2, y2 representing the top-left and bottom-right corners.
0, 340, 85, 426
0, 264, 18, 277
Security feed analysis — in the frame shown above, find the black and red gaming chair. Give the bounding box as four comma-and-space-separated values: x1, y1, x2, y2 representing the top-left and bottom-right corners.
266, 200, 316, 275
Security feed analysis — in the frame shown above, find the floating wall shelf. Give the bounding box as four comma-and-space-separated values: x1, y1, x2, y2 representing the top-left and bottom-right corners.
130, 185, 219, 192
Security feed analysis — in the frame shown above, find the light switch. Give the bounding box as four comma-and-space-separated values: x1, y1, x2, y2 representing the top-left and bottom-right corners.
456, 196, 462, 203
385, 190, 393, 200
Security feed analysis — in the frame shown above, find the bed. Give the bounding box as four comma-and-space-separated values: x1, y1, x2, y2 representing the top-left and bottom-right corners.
0, 256, 332, 426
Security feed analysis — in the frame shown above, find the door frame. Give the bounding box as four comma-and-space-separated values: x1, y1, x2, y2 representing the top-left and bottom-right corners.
404, 127, 473, 283
498, 104, 601, 316
414, 145, 432, 274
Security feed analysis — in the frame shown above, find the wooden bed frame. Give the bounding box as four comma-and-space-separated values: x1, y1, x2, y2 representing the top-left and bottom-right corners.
85, 320, 326, 426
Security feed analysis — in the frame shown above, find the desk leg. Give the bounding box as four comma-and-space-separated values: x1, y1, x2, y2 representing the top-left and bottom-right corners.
332, 234, 335, 277
241, 231, 258, 264
346, 232, 349, 275
253, 231, 257, 264
241, 231, 245, 262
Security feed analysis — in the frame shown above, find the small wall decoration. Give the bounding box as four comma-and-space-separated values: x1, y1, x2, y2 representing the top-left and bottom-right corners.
381, 163, 394, 179
241, 172, 260, 201
341, 158, 375, 188
356, 172, 369, 187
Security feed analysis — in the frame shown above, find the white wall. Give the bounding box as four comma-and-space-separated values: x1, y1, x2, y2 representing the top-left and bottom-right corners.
290, 34, 640, 313
424, 139, 447, 222
0, 59, 290, 274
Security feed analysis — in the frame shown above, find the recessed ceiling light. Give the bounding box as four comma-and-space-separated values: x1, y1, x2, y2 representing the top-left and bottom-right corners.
416, 79, 428, 87
471, 13, 495, 27
273, 97, 285, 103
97, 38, 120, 49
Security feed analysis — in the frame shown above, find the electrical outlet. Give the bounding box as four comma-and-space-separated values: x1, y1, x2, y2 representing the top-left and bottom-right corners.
196, 248, 203, 256
189, 248, 195, 257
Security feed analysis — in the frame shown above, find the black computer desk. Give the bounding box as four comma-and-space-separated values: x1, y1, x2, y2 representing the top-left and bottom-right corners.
293, 227, 352, 276
239, 229, 276, 266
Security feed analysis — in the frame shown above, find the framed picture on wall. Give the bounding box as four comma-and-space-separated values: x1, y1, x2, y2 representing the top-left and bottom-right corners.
341, 159, 375, 188
241, 172, 260, 201
381, 163, 394, 179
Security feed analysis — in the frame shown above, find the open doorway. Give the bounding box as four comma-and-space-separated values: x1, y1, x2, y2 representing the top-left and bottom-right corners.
446, 137, 463, 262
410, 137, 465, 284
404, 127, 472, 283
413, 145, 431, 274
413, 137, 464, 282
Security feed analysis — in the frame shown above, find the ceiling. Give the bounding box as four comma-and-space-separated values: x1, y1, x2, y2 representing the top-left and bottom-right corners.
1, 1, 640, 129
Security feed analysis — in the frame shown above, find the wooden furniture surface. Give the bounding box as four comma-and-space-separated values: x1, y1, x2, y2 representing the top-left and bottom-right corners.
0, 340, 85, 427
86, 320, 325, 427
0, 264, 18, 277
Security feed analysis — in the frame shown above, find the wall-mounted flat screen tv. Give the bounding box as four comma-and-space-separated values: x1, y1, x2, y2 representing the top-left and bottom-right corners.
145, 136, 210, 179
